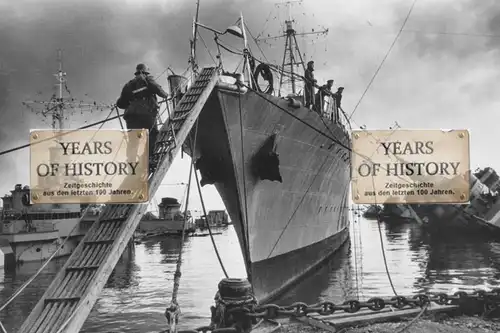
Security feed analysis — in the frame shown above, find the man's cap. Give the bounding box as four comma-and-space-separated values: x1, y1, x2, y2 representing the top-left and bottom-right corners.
135, 63, 150, 75
327, 79, 334, 84
307, 60, 314, 65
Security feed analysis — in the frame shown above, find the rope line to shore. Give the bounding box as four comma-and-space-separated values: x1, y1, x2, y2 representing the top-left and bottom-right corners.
0, 106, 122, 333
348, 0, 418, 120
240, 81, 483, 226
0, 207, 90, 314
167, 118, 199, 320
0, 112, 122, 157
0, 107, 119, 315
241, 80, 437, 330
370, 168, 399, 297
194, 167, 229, 278
395, 303, 429, 333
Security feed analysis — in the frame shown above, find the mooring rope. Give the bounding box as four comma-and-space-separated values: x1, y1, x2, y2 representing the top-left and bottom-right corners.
193, 169, 229, 278
0, 104, 119, 315
168, 119, 199, 311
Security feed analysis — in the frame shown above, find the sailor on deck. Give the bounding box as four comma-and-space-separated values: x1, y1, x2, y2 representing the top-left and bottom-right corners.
116, 63, 169, 165
333, 87, 344, 122
304, 60, 316, 109
315, 79, 334, 114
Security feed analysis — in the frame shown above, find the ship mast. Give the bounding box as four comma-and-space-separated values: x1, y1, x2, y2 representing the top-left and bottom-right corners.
257, 0, 328, 96
22, 49, 110, 130
189, 0, 201, 77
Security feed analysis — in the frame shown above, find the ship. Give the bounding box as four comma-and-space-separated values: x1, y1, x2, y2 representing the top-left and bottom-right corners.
363, 205, 382, 219
195, 210, 230, 229
410, 167, 500, 238
380, 203, 415, 222
136, 197, 196, 237
0, 184, 97, 267
0, 50, 111, 268
172, 3, 352, 303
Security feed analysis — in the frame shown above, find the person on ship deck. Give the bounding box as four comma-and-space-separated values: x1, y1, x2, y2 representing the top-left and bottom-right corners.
333, 87, 344, 122
304, 60, 316, 109
314, 79, 334, 114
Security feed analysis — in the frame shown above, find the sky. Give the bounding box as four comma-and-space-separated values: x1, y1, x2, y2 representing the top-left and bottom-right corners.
0, 0, 499, 213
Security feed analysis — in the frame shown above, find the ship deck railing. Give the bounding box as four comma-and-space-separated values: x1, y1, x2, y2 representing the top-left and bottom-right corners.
200, 74, 352, 140
321, 95, 352, 136
279, 88, 351, 137
2, 210, 81, 221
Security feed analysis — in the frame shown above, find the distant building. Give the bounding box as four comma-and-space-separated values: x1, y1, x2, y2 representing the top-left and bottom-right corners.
207, 210, 229, 226
137, 197, 195, 235
195, 210, 229, 229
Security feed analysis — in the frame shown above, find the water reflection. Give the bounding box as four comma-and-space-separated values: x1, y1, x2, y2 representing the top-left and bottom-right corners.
278, 239, 355, 305
417, 231, 500, 294
3, 221, 500, 332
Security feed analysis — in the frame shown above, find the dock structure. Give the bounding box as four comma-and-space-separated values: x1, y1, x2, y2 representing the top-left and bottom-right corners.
18, 67, 220, 333
295, 303, 459, 332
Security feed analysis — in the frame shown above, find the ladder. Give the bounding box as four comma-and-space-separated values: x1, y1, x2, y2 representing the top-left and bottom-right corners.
18, 67, 220, 333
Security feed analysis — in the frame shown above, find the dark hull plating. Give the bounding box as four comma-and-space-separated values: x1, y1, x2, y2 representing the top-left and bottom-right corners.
185, 85, 351, 302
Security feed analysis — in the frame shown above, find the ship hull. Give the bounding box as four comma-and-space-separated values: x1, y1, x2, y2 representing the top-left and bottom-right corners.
251, 225, 349, 303
411, 203, 500, 238
185, 83, 351, 302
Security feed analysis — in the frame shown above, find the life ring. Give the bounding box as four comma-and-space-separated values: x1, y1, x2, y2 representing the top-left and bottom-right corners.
21, 192, 32, 206
253, 63, 274, 95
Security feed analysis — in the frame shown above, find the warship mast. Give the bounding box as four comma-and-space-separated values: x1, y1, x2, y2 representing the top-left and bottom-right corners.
22, 49, 110, 130
22, 49, 112, 190
257, 0, 328, 96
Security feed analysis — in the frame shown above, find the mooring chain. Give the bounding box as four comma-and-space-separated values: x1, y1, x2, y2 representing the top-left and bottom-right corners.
245, 290, 500, 319
178, 289, 500, 333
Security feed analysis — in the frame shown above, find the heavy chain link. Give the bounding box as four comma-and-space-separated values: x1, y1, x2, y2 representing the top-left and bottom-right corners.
179, 327, 238, 333
180, 289, 500, 333
246, 289, 500, 319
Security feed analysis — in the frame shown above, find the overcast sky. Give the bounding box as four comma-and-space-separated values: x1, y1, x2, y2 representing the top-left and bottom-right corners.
0, 0, 498, 212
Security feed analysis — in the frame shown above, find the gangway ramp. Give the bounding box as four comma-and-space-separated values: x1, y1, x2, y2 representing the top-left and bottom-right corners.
18, 67, 220, 333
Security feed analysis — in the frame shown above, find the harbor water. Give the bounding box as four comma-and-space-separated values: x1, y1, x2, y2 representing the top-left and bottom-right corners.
2, 218, 500, 333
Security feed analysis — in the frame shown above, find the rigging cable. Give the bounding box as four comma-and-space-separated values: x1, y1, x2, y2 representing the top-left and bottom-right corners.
0, 206, 94, 315
348, 0, 418, 120
238, 82, 478, 225
52, 78, 192, 333
0, 107, 117, 315
165, 118, 199, 328
239, 82, 350, 151
197, 31, 218, 66
244, 23, 271, 64
193, 166, 229, 278
0, 80, 478, 227
0, 70, 180, 158
350, 204, 360, 300
237, 82, 475, 295
0, 67, 177, 332
0, 112, 122, 157
179, 54, 228, 278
